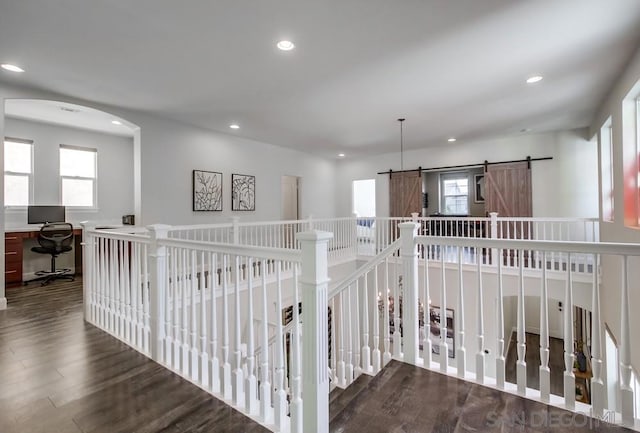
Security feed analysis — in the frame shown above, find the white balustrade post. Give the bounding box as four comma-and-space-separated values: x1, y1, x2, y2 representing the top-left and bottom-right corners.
80, 222, 96, 322
539, 251, 551, 402
307, 214, 314, 230
148, 224, 171, 363
516, 249, 527, 395
590, 254, 605, 417
563, 253, 575, 410
399, 222, 419, 365
411, 212, 419, 222
490, 212, 498, 265
297, 230, 333, 433
620, 256, 634, 426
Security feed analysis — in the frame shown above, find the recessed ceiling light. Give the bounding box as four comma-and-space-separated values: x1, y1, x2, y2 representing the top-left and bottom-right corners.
276, 40, 295, 51
1, 63, 25, 73
526, 75, 543, 84
111, 120, 123, 125
338, 153, 345, 157
229, 124, 240, 129
447, 138, 456, 142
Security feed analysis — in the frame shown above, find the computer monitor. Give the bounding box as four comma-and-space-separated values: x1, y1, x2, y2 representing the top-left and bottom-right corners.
27, 205, 66, 224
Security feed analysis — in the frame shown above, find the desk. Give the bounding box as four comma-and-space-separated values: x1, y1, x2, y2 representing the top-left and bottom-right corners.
4, 227, 82, 287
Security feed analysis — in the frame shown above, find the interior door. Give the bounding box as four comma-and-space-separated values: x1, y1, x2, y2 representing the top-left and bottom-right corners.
389, 170, 422, 217
485, 162, 532, 265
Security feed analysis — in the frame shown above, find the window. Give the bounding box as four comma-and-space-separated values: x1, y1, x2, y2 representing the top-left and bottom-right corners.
600, 119, 614, 222
4, 137, 33, 207
60, 145, 97, 207
440, 172, 469, 215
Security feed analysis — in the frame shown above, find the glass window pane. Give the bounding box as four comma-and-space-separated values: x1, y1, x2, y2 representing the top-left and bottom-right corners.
62, 178, 94, 206
60, 148, 96, 177
5, 174, 29, 206
4, 141, 32, 174
444, 196, 468, 214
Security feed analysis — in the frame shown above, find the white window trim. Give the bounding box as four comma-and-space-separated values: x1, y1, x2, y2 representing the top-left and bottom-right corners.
439, 171, 470, 215
59, 144, 98, 209
4, 137, 34, 210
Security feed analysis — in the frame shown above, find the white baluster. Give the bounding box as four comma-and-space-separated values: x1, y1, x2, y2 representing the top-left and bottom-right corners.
516, 249, 526, 395
233, 255, 245, 407
222, 255, 232, 400
383, 257, 392, 366
337, 291, 346, 386
399, 222, 419, 365
181, 249, 189, 376
496, 248, 505, 389
422, 245, 432, 368
539, 251, 550, 402
245, 258, 258, 415
199, 251, 209, 388
590, 254, 605, 416
210, 252, 221, 394
476, 247, 485, 383
123, 240, 132, 343
259, 260, 273, 423
346, 284, 354, 385
563, 253, 575, 409
190, 250, 199, 381
457, 247, 466, 377
173, 248, 181, 369
440, 249, 448, 372
163, 246, 173, 367
393, 253, 402, 359
361, 275, 371, 373
142, 244, 151, 354
353, 280, 362, 377
372, 267, 381, 373
290, 265, 303, 433
620, 256, 634, 426
274, 261, 288, 431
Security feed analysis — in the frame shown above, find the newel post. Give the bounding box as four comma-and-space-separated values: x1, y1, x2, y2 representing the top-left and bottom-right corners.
148, 224, 171, 363
80, 222, 96, 322
298, 229, 333, 433
399, 222, 420, 365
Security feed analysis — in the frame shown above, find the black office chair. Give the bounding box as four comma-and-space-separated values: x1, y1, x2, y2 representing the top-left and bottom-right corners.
29, 222, 75, 285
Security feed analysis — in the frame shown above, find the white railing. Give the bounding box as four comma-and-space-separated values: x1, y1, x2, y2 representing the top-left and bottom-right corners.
82, 223, 333, 433
84, 215, 633, 432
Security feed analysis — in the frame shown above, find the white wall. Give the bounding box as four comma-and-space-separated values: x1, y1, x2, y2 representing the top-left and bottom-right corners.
4, 117, 135, 227
590, 43, 640, 375
136, 113, 337, 225
335, 129, 598, 218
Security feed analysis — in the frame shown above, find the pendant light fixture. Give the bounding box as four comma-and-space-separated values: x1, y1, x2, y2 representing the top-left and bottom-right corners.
398, 118, 405, 170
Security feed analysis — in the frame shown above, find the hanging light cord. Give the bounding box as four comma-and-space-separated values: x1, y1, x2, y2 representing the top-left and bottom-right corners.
398, 118, 405, 170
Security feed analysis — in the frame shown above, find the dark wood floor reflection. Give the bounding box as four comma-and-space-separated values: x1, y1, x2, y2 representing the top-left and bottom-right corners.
0, 279, 268, 433
329, 360, 632, 433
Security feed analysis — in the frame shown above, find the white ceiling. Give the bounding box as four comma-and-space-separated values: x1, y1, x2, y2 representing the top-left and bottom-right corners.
1, 0, 639, 157
4, 99, 135, 137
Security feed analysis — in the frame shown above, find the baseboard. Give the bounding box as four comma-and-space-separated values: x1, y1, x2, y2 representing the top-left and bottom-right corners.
0, 297, 7, 310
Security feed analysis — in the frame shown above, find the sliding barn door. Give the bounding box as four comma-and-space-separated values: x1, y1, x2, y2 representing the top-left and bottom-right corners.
485, 162, 532, 264
485, 161, 532, 218
389, 170, 422, 217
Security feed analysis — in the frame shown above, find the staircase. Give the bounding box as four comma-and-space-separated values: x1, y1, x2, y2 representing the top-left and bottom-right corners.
329, 360, 633, 433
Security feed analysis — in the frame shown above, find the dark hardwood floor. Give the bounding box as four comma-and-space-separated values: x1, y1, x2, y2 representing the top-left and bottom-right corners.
0, 278, 269, 433
505, 331, 566, 397
329, 360, 632, 433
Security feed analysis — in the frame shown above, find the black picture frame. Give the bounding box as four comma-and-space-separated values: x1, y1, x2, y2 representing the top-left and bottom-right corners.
192, 170, 223, 211
428, 305, 455, 359
232, 173, 256, 211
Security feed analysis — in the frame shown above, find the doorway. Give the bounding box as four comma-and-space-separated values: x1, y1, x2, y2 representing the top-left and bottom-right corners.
353, 179, 376, 217
281, 175, 300, 220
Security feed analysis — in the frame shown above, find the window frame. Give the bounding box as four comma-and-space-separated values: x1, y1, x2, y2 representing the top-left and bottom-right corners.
439, 171, 470, 215
600, 119, 614, 222
59, 144, 98, 209
4, 137, 34, 209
